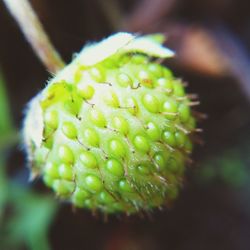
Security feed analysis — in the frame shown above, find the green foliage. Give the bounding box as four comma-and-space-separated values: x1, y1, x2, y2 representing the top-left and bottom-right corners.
197, 145, 250, 188
0, 69, 13, 221
0, 158, 8, 220
0, 70, 12, 134
0, 178, 58, 250
0, 177, 56, 250
0, 70, 58, 250
0, 70, 18, 153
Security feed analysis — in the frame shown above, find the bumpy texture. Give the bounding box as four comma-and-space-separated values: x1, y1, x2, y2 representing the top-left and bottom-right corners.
23, 33, 196, 214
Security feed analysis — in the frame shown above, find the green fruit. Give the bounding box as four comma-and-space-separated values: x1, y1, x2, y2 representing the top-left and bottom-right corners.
23, 33, 197, 214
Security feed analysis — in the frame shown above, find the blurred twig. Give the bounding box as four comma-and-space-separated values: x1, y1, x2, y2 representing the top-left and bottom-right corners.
3, 0, 65, 74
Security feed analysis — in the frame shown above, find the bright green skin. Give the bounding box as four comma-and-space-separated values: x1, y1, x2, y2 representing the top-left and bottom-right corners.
28, 53, 195, 214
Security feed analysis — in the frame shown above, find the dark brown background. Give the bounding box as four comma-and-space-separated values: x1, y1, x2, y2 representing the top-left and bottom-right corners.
1, 0, 250, 249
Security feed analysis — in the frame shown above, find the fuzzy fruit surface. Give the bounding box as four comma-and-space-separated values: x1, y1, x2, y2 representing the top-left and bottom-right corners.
24, 34, 196, 214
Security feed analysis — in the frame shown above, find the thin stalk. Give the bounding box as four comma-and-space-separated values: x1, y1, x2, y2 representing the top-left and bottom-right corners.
3, 0, 65, 73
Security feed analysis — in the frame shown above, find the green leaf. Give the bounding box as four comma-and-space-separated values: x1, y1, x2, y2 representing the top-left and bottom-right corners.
0, 70, 19, 153
197, 148, 250, 188
0, 70, 13, 135
3, 185, 58, 250
0, 69, 56, 250
0, 159, 8, 221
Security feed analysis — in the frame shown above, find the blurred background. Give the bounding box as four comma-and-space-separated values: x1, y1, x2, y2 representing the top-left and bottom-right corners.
1, 0, 250, 249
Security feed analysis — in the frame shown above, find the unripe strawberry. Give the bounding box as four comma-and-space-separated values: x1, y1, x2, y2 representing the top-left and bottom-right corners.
23, 33, 197, 214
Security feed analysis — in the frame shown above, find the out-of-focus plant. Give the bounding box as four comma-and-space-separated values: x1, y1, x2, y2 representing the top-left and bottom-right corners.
196, 142, 250, 189
0, 71, 58, 250
0, 71, 11, 217
0, 70, 16, 150
0, 174, 58, 250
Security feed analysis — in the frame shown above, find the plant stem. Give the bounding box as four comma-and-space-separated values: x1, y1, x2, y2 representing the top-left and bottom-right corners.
3, 0, 65, 73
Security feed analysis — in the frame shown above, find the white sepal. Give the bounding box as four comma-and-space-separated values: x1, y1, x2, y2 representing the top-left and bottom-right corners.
76, 32, 174, 67
77, 32, 135, 66
122, 36, 174, 58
